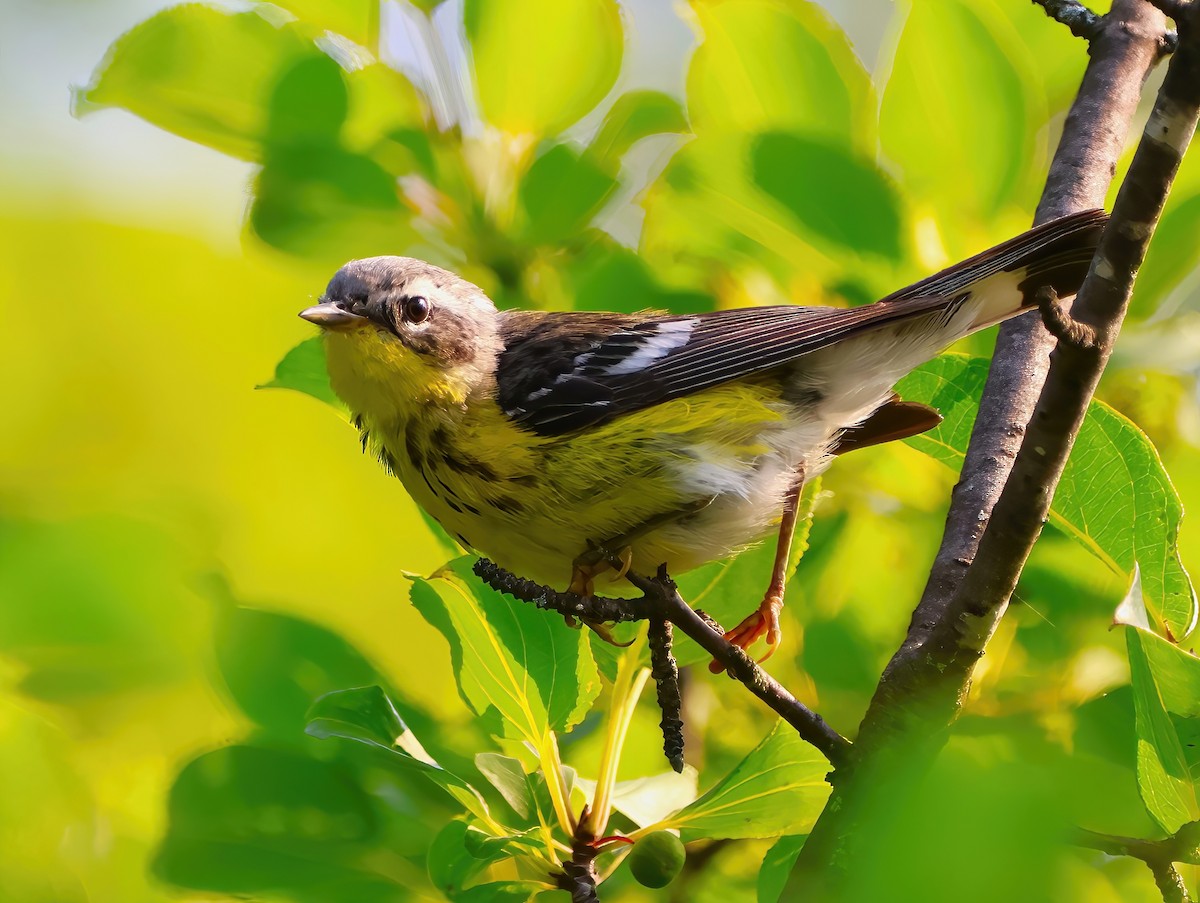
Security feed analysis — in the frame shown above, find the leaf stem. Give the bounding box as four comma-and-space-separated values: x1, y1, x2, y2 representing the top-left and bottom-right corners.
584, 641, 652, 838
539, 731, 577, 839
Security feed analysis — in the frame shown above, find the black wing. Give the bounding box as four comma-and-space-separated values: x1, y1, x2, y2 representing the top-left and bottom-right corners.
495, 296, 955, 436
495, 209, 1107, 436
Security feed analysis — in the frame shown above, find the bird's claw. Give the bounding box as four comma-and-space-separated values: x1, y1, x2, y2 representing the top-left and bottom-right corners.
708, 595, 783, 673
585, 619, 634, 648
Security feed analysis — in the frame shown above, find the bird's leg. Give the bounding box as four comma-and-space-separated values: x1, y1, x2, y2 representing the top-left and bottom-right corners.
569, 498, 717, 647
714, 466, 806, 669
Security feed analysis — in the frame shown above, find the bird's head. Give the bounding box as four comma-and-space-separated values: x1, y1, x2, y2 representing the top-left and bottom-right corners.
301, 257, 501, 416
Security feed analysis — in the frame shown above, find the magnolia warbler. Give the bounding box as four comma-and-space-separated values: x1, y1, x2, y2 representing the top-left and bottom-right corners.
300, 209, 1107, 660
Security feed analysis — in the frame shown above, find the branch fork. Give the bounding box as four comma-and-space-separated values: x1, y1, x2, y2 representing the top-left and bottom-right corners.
473, 558, 851, 769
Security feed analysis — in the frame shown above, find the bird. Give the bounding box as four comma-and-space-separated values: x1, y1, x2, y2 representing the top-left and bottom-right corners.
300, 209, 1107, 661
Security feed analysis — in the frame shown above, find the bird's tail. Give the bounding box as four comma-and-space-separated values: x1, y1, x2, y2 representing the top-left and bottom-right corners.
880, 209, 1109, 330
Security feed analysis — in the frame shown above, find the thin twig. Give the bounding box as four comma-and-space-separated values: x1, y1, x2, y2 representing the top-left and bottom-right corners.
473, 559, 643, 623
625, 566, 852, 768
1034, 0, 1105, 39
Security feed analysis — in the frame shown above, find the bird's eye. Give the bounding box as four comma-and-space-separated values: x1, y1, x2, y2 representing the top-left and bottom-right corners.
403, 295, 430, 324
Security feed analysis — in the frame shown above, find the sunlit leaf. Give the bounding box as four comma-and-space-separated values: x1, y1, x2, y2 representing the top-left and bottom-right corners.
258, 336, 345, 413
898, 355, 1197, 640
659, 721, 831, 840
588, 90, 689, 169
272, 0, 379, 49
306, 686, 492, 821
575, 768, 700, 828
751, 132, 904, 262
757, 835, 806, 903
409, 558, 601, 741
879, 0, 1036, 223
342, 65, 429, 155
475, 753, 533, 820
1125, 626, 1200, 832
75, 5, 317, 161
464, 0, 622, 135
687, 0, 874, 149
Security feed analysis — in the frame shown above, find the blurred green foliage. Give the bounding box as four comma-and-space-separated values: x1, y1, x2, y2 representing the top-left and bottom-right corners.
4, 0, 1200, 900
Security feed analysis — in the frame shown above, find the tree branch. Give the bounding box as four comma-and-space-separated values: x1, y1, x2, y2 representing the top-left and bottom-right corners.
1076, 823, 1200, 902
1034, 0, 1105, 40
557, 821, 601, 903
790, 0, 1180, 891
474, 559, 852, 768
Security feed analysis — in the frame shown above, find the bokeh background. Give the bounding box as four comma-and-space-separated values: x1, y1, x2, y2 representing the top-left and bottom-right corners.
3, 0, 1200, 900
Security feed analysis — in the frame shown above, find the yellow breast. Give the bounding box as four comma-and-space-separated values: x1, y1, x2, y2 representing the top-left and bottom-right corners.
362, 378, 794, 590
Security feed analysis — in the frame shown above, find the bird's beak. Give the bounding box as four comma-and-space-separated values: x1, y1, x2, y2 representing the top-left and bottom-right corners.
299, 301, 365, 329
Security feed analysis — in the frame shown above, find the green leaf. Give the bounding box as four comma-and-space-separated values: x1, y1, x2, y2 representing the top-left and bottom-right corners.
464, 0, 623, 135
250, 142, 413, 263
751, 132, 904, 262
266, 53, 349, 147
565, 237, 714, 314
271, 0, 379, 49
757, 835, 806, 903
588, 90, 689, 169
898, 355, 1197, 641
518, 144, 618, 245
575, 768, 700, 828
687, 0, 874, 149
660, 721, 831, 841
75, 5, 317, 161
258, 337, 346, 414
672, 480, 821, 667
462, 825, 546, 861
152, 744, 396, 897
306, 686, 492, 821
642, 134, 845, 286
207, 575, 389, 737
475, 753, 534, 820
454, 882, 545, 903
1125, 626, 1200, 832
409, 558, 601, 741
427, 820, 491, 898
879, 0, 1036, 223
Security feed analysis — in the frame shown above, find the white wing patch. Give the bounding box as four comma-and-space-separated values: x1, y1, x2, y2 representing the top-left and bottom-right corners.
603, 319, 698, 375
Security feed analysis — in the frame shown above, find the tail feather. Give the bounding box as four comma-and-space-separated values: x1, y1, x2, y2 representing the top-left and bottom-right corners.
881, 209, 1109, 329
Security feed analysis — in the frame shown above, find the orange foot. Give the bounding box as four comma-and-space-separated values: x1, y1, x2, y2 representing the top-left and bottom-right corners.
708, 594, 783, 674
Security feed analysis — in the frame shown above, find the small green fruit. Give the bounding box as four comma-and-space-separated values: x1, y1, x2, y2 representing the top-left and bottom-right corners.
627, 830, 686, 888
